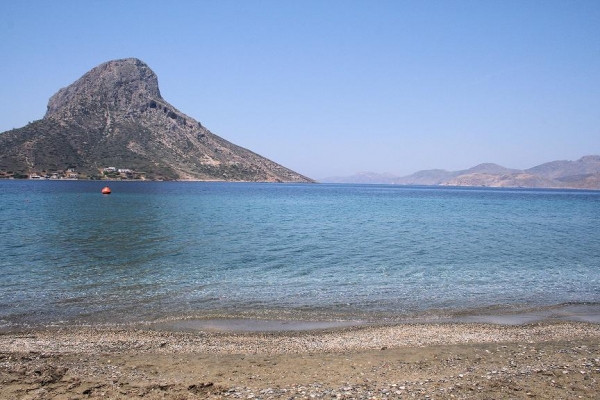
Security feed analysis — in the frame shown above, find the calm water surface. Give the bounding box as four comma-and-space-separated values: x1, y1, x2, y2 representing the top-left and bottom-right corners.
0, 181, 599, 328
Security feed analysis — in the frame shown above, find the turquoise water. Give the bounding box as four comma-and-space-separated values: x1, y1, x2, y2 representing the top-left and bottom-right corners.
1, 181, 599, 328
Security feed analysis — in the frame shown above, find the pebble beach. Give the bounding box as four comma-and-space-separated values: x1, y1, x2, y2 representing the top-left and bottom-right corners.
1, 321, 599, 399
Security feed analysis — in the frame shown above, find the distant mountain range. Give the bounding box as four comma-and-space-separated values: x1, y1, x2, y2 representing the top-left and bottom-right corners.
0, 58, 313, 182
321, 155, 600, 189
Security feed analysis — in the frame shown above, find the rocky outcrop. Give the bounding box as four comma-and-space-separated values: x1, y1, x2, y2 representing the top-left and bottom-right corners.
45, 58, 161, 120
0, 58, 313, 182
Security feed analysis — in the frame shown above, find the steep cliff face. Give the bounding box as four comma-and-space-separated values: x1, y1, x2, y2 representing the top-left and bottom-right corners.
45, 58, 161, 120
0, 58, 313, 182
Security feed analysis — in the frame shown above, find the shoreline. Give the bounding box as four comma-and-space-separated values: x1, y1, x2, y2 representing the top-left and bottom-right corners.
3, 320, 600, 355
3, 178, 600, 191
3, 301, 599, 335
145, 303, 600, 333
1, 321, 599, 398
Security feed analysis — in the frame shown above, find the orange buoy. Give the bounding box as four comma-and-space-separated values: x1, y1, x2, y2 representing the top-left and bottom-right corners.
101, 186, 111, 195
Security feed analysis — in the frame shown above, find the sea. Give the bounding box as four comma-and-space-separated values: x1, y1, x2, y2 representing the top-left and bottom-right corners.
1, 180, 599, 331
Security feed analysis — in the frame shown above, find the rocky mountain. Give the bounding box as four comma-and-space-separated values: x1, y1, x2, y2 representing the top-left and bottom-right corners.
0, 58, 313, 182
320, 156, 600, 189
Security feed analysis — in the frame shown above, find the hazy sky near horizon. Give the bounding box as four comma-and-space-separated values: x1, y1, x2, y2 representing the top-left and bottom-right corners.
1, 1, 599, 179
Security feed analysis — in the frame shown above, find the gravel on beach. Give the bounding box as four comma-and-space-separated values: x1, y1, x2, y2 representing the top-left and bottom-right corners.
1, 321, 599, 399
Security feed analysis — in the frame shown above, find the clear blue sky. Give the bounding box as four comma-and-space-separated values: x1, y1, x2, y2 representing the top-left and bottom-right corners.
1, 0, 599, 179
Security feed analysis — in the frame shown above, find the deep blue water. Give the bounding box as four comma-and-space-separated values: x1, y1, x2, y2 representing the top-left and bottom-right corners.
1, 180, 599, 328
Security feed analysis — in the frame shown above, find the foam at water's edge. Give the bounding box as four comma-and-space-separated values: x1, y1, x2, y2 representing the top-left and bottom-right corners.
138, 303, 600, 333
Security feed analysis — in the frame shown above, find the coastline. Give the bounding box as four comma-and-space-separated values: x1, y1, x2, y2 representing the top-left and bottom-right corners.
2, 321, 599, 399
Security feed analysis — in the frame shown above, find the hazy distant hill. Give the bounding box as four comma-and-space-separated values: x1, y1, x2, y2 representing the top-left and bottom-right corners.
320, 172, 400, 184
461, 163, 520, 175
393, 169, 458, 185
525, 155, 600, 180
321, 156, 600, 189
0, 58, 313, 182
443, 173, 559, 188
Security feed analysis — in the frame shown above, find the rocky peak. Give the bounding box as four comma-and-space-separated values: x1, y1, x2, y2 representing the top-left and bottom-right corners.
45, 58, 162, 119
1, 58, 313, 182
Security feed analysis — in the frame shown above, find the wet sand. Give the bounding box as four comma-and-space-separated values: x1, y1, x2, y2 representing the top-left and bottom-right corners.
1, 321, 599, 399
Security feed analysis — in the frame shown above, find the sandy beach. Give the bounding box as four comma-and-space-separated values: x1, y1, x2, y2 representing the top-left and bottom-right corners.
1, 321, 599, 399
